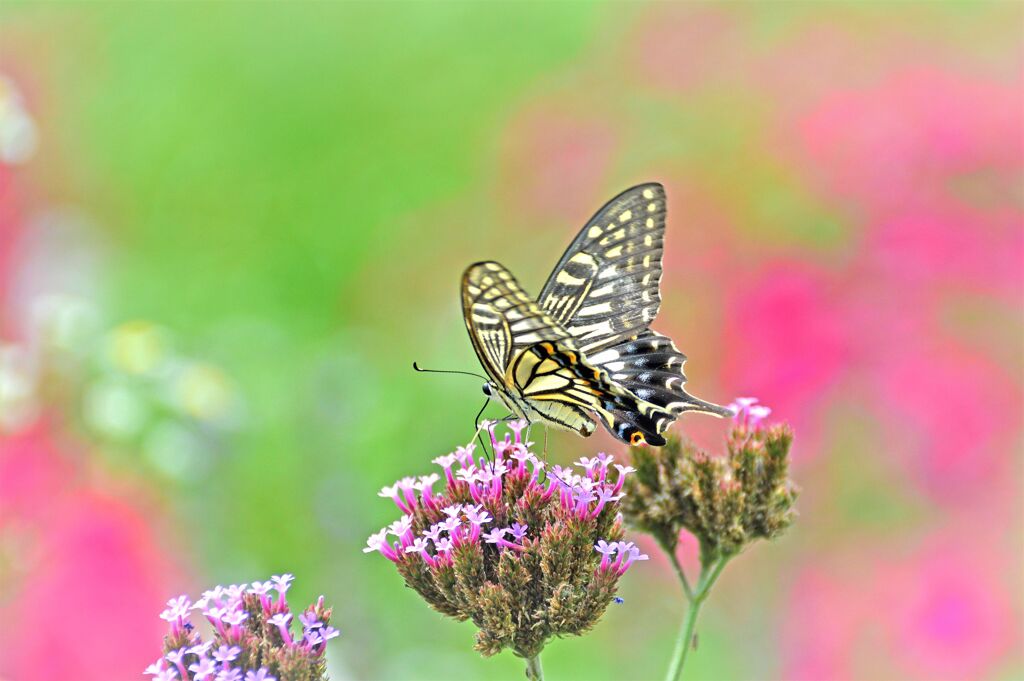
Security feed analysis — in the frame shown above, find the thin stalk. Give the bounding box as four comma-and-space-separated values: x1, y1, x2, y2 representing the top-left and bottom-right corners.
525, 653, 544, 681
666, 546, 694, 602
665, 556, 730, 681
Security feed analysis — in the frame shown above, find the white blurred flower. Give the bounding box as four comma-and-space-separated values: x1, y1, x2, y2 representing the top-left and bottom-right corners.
0, 75, 37, 165
31, 294, 101, 355
0, 345, 38, 432
83, 377, 148, 439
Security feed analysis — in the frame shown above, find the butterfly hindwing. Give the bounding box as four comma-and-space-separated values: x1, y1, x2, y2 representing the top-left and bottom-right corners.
510, 340, 675, 445
588, 330, 732, 418
504, 342, 597, 436
586, 330, 733, 445
538, 183, 667, 354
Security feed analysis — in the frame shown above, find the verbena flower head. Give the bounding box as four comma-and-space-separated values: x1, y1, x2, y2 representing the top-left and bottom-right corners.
148, 575, 336, 681
365, 421, 641, 658
621, 398, 798, 563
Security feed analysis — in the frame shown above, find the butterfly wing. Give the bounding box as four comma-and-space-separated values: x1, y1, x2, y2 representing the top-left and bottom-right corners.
508, 340, 677, 445
536, 183, 730, 441
461, 261, 573, 369
462, 261, 596, 435
538, 183, 667, 355
504, 341, 597, 436
588, 330, 733, 442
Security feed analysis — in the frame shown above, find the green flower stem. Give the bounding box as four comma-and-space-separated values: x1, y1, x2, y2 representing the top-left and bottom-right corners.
663, 542, 694, 602
665, 555, 730, 681
526, 653, 544, 681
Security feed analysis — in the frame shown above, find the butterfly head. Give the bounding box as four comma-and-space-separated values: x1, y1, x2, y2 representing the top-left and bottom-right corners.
482, 382, 495, 398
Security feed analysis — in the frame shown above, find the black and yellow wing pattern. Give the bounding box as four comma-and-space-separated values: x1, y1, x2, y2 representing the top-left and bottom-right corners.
461, 183, 729, 446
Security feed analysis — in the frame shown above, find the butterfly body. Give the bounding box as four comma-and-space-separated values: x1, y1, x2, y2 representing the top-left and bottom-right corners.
462, 183, 730, 446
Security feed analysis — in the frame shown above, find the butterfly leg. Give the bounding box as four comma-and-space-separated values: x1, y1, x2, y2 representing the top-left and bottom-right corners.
473, 396, 493, 463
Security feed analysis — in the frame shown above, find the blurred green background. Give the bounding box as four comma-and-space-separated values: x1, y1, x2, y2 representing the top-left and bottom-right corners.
1, 2, 1021, 680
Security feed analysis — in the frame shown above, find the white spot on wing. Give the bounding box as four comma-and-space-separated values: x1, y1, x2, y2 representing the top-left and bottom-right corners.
578, 302, 613, 316
567, 320, 614, 341
588, 348, 620, 364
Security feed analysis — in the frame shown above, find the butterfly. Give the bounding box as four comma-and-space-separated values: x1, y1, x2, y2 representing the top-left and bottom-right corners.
461, 182, 731, 447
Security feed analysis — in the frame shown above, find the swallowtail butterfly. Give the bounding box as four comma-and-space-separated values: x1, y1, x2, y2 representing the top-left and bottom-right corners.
462, 183, 730, 446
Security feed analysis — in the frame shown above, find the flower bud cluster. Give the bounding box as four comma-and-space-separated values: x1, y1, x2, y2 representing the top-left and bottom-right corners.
365, 421, 645, 658
146, 574, 337, 681
621, 399, 797, 563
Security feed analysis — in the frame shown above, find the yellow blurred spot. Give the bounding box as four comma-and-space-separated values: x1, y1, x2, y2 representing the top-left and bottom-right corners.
109, 321, 165, 374
176, 363, 232, 422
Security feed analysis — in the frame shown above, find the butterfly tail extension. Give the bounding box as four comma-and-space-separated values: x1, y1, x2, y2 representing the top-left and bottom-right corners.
587, 330, 732, 432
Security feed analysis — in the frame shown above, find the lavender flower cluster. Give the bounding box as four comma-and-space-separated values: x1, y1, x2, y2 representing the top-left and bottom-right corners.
146, 574, 337, 681
364, 421, 646, 658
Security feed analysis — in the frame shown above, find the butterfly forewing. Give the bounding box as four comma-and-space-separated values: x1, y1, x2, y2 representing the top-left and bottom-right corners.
462, 261, 573, 386
538, 183, 667, 354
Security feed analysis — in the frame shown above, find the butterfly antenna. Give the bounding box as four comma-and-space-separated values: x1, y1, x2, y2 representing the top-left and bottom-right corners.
413, 362, 488, 381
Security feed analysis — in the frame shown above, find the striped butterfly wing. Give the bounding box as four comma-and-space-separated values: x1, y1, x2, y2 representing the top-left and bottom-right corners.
462, 261, 572, 367
538, 182, 667, 355
461, 261, 597, 436
589, 331, 733, 441
507, 340, 675, 444
537, 183, 730, 443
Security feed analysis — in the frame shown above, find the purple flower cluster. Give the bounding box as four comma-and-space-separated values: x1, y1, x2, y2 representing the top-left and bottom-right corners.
146, 574, 337, 681
366, 423, 643, 576
726, 396, 772, 427
365, 421, 644, 658
594, 540, 649, 575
